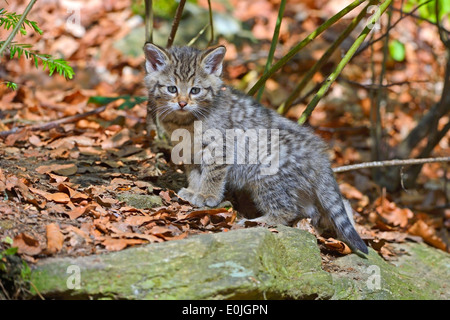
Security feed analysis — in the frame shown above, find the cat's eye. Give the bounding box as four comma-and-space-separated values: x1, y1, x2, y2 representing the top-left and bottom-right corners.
167, 86, 178, 94
190, 87, 201, 95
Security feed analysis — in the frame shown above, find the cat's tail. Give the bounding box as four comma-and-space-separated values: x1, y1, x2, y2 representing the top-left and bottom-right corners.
316, 172, 369, 254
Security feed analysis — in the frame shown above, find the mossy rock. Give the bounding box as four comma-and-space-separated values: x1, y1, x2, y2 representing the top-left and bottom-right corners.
117, 193, 162, 209
30, 226, 449, 300
31, 226, 333, 299
330, 242, 449, 299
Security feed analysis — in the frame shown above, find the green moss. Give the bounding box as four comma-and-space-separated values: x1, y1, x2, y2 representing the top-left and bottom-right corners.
30, 227, 450, 300
330, 243, 450, 300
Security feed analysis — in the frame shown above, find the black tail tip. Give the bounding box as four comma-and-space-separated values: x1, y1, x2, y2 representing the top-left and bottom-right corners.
343, 229, 369, 254
355, 240, 369, 254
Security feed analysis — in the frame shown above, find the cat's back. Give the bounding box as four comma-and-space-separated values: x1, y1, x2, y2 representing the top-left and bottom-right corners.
219, 87, 325, 146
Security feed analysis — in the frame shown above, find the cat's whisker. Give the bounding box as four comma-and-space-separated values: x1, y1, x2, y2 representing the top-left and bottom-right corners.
155, 105, 174, 120
158, 108, 174, 121
191, 107, 209, 120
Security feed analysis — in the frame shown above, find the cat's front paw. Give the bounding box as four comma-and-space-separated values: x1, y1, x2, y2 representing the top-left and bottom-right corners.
203, 195, 222, 207
191, 194, 221, 207
177, 188, 196, 203
178, 188, 222, 207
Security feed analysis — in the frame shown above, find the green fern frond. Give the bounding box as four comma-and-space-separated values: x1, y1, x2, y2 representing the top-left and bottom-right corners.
0, 41, 74, 79
5, 81, 18, 90
0, 81, 18, 90
0, 9, 43, 35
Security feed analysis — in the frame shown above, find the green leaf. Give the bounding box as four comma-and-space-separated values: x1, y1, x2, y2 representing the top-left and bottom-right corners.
21, 260, 31, 280
2, 236, 14, 245
0, 11, 43, 35
3, 247, 18, 256
389, 39, 406, 62
118, 100, 138, 110
1, 42, 75, 79
88, 96, 125, 105
134, 96, 148, 104
5, 81, 18, 90
89, 95, 147, 108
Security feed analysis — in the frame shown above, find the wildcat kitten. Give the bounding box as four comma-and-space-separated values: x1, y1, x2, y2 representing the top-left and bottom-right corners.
143, 43, 368, 254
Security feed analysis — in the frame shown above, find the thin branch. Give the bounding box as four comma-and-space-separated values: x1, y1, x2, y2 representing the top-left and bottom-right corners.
247, 0, 367, 96
396, 41, 450, 160
371, 6, 392, 163
187, 23, 209, 47
435, 0, 450, 48
354, 0, 433, 57
0, 0, 38, 56
298, 0, 393, 125
166, 0, 187, 48
29, 281, 45, 300
256, 0, 286, 102
277, 2, 369, 115
0, 106, 106, 138
206, 0, 214, 47
339, 77, 429, 90
0, 280, 11, 300
144, 0, 154, 43
333, 157, 450, 173
403, 121, 450, 187
390, 7, 450, 35
290, 81, 323, 107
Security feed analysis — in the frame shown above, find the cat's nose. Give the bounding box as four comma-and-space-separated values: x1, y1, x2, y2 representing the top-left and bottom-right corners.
178, 101, 187, 108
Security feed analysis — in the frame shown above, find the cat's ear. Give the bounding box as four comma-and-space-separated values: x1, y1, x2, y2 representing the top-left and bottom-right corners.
144, 43, 170, 73
201, 46, 226, 76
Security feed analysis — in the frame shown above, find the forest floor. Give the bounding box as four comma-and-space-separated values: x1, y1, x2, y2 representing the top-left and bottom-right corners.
0, 0, 449, 286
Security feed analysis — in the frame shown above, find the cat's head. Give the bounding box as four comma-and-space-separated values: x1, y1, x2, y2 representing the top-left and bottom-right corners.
143, 44, 226, 121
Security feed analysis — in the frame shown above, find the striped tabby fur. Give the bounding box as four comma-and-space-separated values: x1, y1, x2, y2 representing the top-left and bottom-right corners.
143, 43, 368, 254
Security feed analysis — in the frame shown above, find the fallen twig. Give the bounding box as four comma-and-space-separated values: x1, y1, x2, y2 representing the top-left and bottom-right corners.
0, 105, 106, 138
333, 157, 450, 173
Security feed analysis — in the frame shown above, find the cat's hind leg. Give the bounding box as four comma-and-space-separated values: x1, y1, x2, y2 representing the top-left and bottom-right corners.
236, 183, 310, 226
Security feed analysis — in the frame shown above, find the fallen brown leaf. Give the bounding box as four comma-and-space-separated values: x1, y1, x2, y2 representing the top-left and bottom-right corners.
375, 197, 413, 228
58, 183, 89, 201
101, 128, 131, 150
46, 223, 64, 254
159, 190, 172, 203
408, 220, 447, 252
185, 208, 228, 219
339, 182, 364, 200
64, 225, 92, 244
112, 232, 162, 243
0, 168, 6, 192
46, 192, 71, 204
13, 233, 42, 256
29, 135, 44, 147
125, 215, 154, 226
5, 128, 30, 146
319, 237, 352, 255
36, 163, 78, 176
67, 205, 94, 220
102, 238, 147, 251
